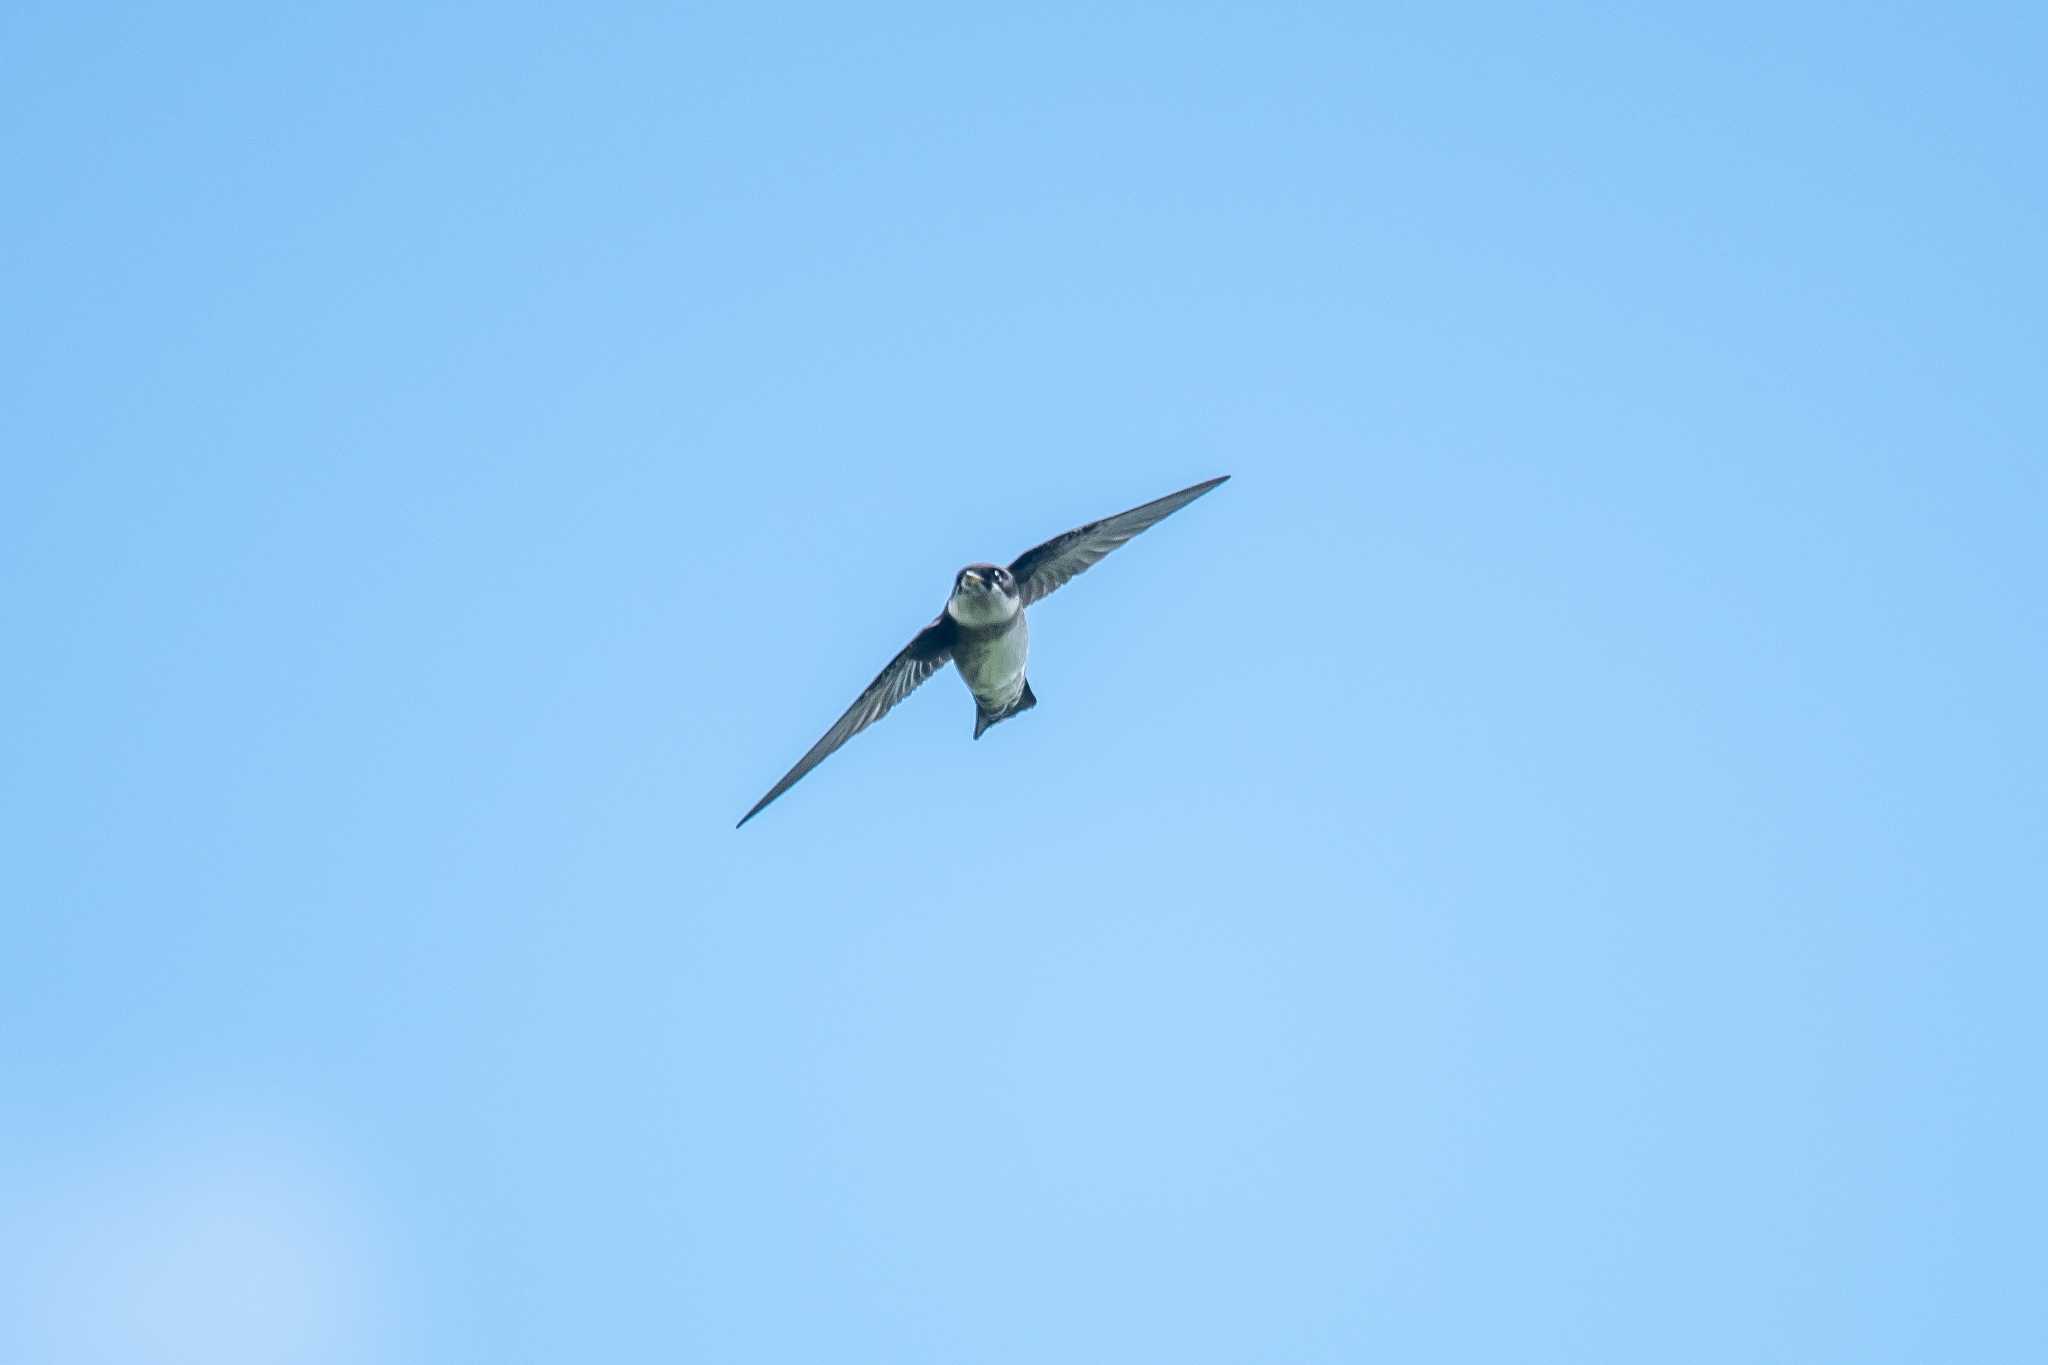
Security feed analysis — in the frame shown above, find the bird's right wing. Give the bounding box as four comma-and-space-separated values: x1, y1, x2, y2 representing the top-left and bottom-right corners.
736, 614, 956, 827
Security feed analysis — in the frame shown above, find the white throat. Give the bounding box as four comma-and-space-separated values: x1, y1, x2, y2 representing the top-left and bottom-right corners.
947, 589, 1020, 627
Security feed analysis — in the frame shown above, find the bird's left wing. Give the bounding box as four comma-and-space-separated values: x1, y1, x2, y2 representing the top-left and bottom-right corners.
736, 614, 956, 827
1008, 475, 1229, 607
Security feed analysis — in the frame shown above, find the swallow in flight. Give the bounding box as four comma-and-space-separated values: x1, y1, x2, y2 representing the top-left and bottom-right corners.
736, 474, 1229, 827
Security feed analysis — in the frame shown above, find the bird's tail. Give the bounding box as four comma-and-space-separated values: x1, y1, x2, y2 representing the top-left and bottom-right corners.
973, 679, 1037, 739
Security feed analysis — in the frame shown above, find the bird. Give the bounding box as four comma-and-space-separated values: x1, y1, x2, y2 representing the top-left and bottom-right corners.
736, 474, 1230, 827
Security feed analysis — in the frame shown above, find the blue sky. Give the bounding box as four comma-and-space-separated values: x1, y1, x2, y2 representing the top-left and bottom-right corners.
4, 3, 2044, 1361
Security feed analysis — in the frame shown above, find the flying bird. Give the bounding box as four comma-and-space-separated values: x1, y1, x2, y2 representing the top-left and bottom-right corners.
737, 474, 1230, 827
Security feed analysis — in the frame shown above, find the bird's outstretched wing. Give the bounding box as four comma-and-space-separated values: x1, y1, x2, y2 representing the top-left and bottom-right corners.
737, 615, 956, 827
1008, 475, 1230, 607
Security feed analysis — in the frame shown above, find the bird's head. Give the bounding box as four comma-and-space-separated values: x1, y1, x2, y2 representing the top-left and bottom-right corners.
947, 562, 1020, 625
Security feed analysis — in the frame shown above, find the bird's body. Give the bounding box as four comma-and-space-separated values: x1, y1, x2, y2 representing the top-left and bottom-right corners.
737, 475, 1228, 826
953, 613, 1028, 709
946, 562, 1033, 732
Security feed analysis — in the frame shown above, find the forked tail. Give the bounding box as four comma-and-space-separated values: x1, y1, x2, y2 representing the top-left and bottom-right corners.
973, 679, 1038, 739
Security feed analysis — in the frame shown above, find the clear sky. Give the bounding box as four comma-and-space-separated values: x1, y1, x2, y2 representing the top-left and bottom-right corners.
4, 4, 2043, 1362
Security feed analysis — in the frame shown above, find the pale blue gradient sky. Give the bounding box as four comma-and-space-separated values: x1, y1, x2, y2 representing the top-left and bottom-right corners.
4, 4, 2044, 1362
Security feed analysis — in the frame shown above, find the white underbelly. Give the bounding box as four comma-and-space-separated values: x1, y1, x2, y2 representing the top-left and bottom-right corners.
957, 617, 1029, 707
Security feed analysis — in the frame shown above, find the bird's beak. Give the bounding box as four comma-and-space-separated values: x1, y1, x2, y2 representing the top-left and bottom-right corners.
961, 570, 984, 589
